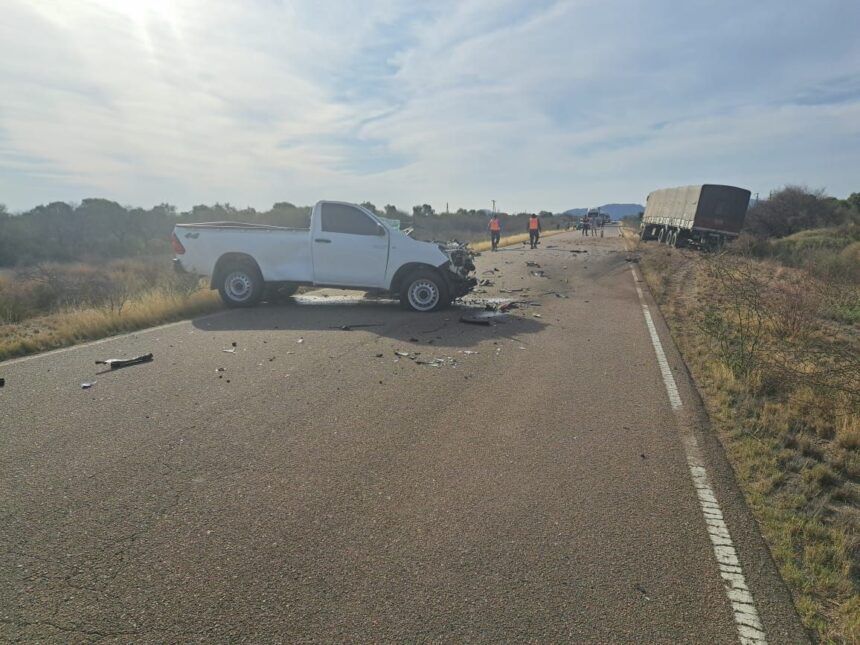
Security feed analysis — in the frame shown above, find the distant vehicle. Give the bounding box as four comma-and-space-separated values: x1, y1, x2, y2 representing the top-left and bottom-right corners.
172, 201, 476, 311
639, 184, 751, 249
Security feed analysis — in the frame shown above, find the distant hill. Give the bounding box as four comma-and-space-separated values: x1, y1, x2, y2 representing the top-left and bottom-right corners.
562, 203, 643, 220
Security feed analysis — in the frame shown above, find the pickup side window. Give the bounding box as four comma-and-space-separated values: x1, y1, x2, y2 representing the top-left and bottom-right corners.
321, 203, 380, 235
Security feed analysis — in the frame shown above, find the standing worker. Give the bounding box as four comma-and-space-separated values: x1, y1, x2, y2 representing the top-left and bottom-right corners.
528, 213, 541, 249
581, 216, 590, 237
488, 213, 501, 251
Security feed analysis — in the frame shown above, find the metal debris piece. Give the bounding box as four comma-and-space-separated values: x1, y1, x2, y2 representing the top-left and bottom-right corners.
462, 350, 478, 355
297, 338, 304, 344
478, 279, 494, 287
330, 323, 384, 331
459, 316, 492, 326
533, 313, 542, 318
81, 382, 96, 389
394, 351, 411, 357
95, 353, 154, 369
531, 271, 547, 278
222, 348, 236, 353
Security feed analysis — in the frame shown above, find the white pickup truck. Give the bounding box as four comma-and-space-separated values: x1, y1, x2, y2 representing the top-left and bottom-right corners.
172, 201, 476, 311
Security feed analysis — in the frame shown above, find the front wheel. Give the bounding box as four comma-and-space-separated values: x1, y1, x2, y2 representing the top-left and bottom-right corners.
400, 270, 449, 312
218, 263, 264, 307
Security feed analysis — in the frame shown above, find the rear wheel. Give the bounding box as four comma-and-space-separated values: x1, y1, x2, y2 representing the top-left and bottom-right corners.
218, 263, 264, 307
400, 270, 449, 312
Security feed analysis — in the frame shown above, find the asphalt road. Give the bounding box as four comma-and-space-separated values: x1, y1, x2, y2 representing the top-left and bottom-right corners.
1, 227, 808, 643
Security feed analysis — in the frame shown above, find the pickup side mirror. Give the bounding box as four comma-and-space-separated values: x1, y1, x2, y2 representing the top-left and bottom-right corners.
376, 224, 386, 236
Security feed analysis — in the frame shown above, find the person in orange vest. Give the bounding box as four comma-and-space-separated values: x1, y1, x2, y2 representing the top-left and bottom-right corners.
527, 213, 541, 249
488, 213, 501, 251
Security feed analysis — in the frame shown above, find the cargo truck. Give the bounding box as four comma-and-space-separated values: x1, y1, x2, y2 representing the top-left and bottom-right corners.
639, 184, 751, 249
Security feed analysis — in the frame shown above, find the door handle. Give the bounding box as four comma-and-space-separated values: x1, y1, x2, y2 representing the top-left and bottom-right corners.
314, 238, 331, 243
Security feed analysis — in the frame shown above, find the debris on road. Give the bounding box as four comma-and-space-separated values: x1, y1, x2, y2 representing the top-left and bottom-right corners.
499, 288, 525, 293
81, 382, 96, 389
0, 378, 4, 388
222, 348, 236, 353
525, 261, 541, 267
330, 323, 384, 331
481, 270, 495, 276
461, 350, 478, 355
533, 313, 542, 318
531, 270, 548, 278
297, 338, 304, 344
215, 367, 226, 372
570, 249, 588, 254
459, 316, 492, 326
478, 279, 494, 287
394, 351, 412, 357
95, 353, 154, 369
625, 256, 640, 263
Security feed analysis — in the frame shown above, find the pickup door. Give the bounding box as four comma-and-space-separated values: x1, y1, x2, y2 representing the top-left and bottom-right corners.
312, 202, 390, 287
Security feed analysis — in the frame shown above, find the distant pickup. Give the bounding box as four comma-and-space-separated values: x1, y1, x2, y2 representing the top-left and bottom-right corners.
639, 184, 751, 249
172, 201, 476, 311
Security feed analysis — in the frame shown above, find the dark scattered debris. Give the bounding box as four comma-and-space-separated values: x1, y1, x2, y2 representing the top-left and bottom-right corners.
625, 256, 640, 263
375, 353, 384, 358
330, 323, 384, 331
0, 378, 4, 388
459, 316, 492, 326
525, 261, 541, 267
478, 279, 494, 287
231, 341, 237, 347
95, 353, 153, 370
570, 249, 588, 254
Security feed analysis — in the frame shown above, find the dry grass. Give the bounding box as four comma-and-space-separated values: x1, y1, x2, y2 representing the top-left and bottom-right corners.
623, 226, 860, 643
0, 288, 220, 361
468, 229, 565, 253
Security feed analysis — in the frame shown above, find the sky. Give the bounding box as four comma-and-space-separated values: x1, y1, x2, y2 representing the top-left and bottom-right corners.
1, 0, 859, 214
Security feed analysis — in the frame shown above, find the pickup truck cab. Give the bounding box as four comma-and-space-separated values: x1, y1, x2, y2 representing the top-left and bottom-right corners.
172, 201, 476, 311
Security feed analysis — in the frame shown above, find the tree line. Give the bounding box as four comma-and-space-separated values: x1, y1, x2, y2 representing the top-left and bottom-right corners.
0, 199, 570, 267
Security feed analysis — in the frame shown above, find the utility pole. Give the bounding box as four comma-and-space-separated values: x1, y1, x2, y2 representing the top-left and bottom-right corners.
491, 199, 496, 213
446, 202, 449, 214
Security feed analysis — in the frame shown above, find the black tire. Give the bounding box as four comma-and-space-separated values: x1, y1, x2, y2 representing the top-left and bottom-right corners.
399, 269, 449, 312
218, 262, 264, 307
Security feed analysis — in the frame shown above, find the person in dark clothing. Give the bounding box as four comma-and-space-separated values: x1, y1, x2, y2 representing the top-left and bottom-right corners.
527, 214, 541, 249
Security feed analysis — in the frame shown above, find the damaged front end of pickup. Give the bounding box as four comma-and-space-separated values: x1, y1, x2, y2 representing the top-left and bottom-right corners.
439, 242, 478, 299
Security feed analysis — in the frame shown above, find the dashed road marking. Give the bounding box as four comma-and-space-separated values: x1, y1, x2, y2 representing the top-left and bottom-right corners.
630, 265, 767, 645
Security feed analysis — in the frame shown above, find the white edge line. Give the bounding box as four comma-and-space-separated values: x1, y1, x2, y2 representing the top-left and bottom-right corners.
629, 264, 767, 645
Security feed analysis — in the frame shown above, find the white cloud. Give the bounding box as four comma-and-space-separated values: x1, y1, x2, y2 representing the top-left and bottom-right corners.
0, 0, 859, 212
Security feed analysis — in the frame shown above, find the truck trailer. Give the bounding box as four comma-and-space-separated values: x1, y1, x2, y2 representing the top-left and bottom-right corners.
639, 184, 751, 249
